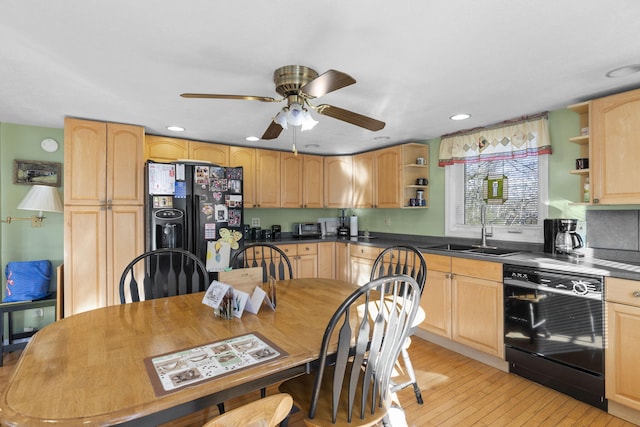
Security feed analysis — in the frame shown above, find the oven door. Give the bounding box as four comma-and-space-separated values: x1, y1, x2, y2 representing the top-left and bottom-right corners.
504, 282, 604, 376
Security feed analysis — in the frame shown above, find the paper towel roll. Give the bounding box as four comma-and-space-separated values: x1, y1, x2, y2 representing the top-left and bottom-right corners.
350, 215, 358, 237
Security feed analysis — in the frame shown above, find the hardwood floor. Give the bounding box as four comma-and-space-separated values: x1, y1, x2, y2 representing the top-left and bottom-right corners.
1, 338, 636, 426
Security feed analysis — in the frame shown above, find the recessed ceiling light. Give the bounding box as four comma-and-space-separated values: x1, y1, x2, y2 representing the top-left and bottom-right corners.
167, 125, 185, 132
245, 136, 259, 142
450, 113, 471, 121
374, 136, 390, 141
305, 143, 320, 148
605, 64, 640, 78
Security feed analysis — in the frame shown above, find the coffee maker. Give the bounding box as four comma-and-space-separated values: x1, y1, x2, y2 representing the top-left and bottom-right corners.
543, 218, 584, 255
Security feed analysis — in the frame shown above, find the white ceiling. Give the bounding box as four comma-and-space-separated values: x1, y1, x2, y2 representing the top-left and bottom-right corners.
2, 1, 640, 155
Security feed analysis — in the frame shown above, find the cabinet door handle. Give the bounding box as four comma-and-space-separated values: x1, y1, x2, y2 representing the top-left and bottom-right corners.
633, 291, 640, 298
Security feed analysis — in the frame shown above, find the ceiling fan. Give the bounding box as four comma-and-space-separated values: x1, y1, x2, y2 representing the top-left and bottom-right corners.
181, 65, 385, 140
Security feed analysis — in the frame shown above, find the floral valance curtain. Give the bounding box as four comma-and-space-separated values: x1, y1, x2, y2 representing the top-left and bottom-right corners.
438, 116, 551, 167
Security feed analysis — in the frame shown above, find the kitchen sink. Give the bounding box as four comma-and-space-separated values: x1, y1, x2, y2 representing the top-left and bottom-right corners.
421, 244, 520, 257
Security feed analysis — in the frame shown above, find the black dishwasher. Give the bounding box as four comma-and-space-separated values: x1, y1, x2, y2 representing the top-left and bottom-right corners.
503, 264, 606, 410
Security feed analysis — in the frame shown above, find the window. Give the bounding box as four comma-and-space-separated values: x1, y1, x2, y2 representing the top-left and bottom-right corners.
445, 156, 548, 242
441, 116, 550, 243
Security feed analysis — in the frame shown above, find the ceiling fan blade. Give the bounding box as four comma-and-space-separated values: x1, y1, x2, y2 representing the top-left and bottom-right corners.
300, 70, 356, 98
180, 93, 278, 102
315, 104, 385, 131
261, 121, 284, 140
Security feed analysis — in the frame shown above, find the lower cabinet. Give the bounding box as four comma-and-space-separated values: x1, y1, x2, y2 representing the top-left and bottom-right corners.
278, 243, 317, 278
418, 253, 504, 359
349, 244, 381, 286
335, 241, 350, 283
317, 242, 335, 279
64, 205, 144, 315
606, 277, 640, 415
419, 254, 452, 338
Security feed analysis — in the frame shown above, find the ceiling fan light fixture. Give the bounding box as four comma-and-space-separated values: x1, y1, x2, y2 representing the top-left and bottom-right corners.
300, 109, 318, 131
274, 103, 318, 131
287, 103, 305, 127
274, 110, 288, 129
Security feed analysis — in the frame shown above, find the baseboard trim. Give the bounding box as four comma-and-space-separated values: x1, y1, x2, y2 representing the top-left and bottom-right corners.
608, 401, 640, 425
414, 329, 508, 372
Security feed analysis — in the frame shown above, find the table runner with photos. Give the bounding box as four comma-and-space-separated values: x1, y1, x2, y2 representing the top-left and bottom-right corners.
144, 333, 286, 396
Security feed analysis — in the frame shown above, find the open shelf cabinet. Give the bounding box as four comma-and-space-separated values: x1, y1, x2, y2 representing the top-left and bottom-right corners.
401, 143, 429, 208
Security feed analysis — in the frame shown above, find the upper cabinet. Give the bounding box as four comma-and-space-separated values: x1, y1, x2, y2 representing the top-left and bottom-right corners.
144, 136, 229, 166
188, 141, 229, 166
567, 102, 591, 204
374, 146, 402, 208
303, 154, 324, 208
353, 151, 375, 208
281, 152, 303, 208
229, 146, 256, 208
591, 88, 640, 204
143, 135, 427, 209
568, 87, 640, 205
144, 135, 189, 162
401, 143, 429, 208
65, 119, 144, 206
324, 156, 353, 208
256, 149, 281, 208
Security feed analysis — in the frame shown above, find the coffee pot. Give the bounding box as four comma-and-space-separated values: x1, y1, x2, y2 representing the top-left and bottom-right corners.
554, 230, 584, 254
544, 218, 584, 255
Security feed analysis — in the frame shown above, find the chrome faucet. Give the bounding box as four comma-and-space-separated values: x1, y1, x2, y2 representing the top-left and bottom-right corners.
477, 204, 496, 249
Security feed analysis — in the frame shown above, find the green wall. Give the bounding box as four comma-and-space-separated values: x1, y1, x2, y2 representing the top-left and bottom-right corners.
1, 123, 63, 330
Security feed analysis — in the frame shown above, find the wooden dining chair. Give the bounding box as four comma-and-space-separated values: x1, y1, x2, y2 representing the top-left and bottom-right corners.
227, 243, 294, 407
202, 393, 293, 427
118, 248, 209, 304
279, 274, 421, 426
370, 245, 427, 404
229, 243, 293, 283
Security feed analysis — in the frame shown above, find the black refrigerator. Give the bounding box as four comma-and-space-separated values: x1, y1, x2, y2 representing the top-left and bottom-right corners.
145, 160, 244, 272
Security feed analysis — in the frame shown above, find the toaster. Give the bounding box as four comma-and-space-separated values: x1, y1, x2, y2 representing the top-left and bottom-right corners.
292, 222, 322, 238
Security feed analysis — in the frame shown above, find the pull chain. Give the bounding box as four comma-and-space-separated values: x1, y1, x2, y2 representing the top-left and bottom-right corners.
292, 127, 298, 156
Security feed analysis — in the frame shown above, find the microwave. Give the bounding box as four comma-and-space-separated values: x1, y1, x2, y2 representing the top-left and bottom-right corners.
292, 222, 322, 238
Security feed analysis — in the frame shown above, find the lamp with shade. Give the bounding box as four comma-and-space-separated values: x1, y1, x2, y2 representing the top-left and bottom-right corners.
1, 185, 63, 227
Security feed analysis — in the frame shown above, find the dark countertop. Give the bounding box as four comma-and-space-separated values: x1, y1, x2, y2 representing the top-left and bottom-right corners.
252, 233, 640, 281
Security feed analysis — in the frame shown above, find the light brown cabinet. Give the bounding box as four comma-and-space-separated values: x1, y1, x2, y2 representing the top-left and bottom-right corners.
279, 243, 317, 278
144, 135, 189, 162
144, 136, 229, 166
303, 155, 324, 208
352, 152, 375, 208
256, 149, 281, 208
349, 244, 381, 286
335, 241, 350, 283
324, 156, 353, 208
188, 141, 229, 166
280, 152, 303, 208
374, 146, 402, 208
401, 143, 429, 208
63, 118, 145, 316
567, 102, 591, 204
229, 146, 256, 208
605, 277, 640, 415
418, 253, 452, 338
591, 88, 640, 204
451, 258, 504, 358
317, 241, 336, 279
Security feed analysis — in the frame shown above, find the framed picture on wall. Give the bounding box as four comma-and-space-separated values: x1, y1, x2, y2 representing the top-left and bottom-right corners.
13, 159, 62, 187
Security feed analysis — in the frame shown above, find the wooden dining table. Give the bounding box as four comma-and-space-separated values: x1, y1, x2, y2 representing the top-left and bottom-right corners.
0, 278, 357, 426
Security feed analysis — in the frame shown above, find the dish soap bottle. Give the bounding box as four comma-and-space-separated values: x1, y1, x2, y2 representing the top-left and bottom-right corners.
583, 177, 590, 203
